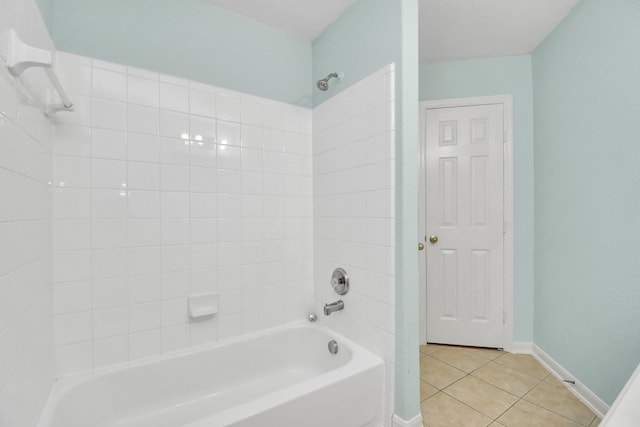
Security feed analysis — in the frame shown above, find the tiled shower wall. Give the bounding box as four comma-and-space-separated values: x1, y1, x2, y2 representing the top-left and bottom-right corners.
52, 52, 313, 375
0, 60, 54, 425
313, 64, 396, 423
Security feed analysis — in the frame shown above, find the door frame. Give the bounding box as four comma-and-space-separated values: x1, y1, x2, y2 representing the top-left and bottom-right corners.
418, 95, 515, 350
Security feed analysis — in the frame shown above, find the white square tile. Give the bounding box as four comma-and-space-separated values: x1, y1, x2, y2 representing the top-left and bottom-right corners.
159, 110, 189, 139
217, 241, 241, 267
128, 191, 160, 218
53, 125, 91, 157
161, 165, 189, 192
54, 188, 90, 219
162, 324, 190, 353
189, 89, 215, 118
92, 68, 126, 101
217, 145, 241, 170
262, 101, 284, 129
128, 75, 159, 107
161, 297, 188, 326
216, 92, 240, 122
263, 151, 283, 174
218, 290, 242, 314
56, 341, 92, 376
217, 121, 241, 146
92, 98, 126, 131
91, 219, 127, 249
190, 268, 217, 294
190, 193, 217, 218
263, 129, 284, 152
54, 281, 91, 314
161, 192, 190, 218
129, 302, 162, 332
160, 83, 189, 112
91, 159, 127, 189
217, 313, 241, 340
92, 128, 127, 160
190, 244, 217, 270
93, 306, 128, 338
241, 171, 263, 194
161, 271, 189, 299
127, 219, 161, 247
129, 274, 161, 304
216, 218, 242, 242
242, 310, 263, 334
54, 156, 90, 188
190, 167, 217, 193
92, 189, 127, 219
161, 137, 190, 166
56, 60, 91, 97
190, 218, 217, 244
128, 246, 162, 276
190, 116, 216, 144
128, 161, 160, 191
92, 277, 128, 309
161, 218, 190, 245
217, 169, 241, 194
129, 329, 161, 360
93, 335, 128, 368
91, 248, 127, 278
190, 317, 218, 346
240, 124, 262, 149
55, 311, 92, 344
128, 104, 159, 135
240, 98, 262, 126
190, 142, 216, 168
161, 245, 190, 272
128, 133, 160, 163
217, 194, 242, 218
53, 219, 90, 250
54, 250, 91, 282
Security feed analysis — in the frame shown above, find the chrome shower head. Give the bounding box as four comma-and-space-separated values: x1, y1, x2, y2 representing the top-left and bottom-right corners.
316, 72, 341, 91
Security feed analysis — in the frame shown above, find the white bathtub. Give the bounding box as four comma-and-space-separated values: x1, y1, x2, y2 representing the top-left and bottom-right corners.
38, 323, 385, 427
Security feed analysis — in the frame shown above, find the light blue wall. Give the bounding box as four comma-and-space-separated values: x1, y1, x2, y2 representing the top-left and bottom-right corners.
533, 0, 640, 404
419, 56, 535, 342
49, 0, 312, 106
312, 0, 401, 107
313, 0, 421, 420
35, 0, 52, 31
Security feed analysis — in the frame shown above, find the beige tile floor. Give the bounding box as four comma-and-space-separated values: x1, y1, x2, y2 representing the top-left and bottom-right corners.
419, 344, 601, 427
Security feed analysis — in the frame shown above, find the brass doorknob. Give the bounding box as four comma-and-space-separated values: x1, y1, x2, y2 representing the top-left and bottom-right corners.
418, 243, 424, 251
429, 235, 439, 244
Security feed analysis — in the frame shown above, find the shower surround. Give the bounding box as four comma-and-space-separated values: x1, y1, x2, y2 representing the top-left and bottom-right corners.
51, 52, 314, 375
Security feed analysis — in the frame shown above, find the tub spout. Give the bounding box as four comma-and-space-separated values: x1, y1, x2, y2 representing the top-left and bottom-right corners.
324, 300, 344, 316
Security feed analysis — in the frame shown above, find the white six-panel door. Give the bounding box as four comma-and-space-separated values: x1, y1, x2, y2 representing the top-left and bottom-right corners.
425, 104, 504, 348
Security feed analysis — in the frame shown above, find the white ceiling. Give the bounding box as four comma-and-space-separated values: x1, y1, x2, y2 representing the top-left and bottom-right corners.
206, 0, 580, 62
204, 0, 359, 42
420, 0, 580, 63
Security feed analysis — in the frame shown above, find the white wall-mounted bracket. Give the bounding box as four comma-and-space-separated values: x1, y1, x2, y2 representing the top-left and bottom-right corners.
4, 29, 73, 115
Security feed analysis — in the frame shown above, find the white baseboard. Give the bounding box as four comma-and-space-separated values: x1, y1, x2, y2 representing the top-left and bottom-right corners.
504, 341, 533, 354
532, 344, 609, 419
392, 413, 423, 427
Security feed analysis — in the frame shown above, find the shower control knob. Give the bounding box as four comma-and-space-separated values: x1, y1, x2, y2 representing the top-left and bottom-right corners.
330, 268, 349, 295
